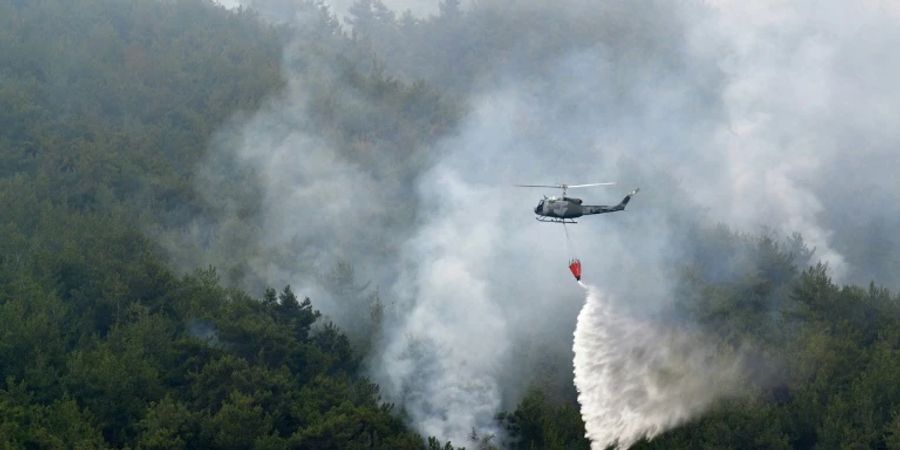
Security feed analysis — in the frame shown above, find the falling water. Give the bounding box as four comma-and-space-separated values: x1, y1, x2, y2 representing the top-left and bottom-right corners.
572, 283, 742, 449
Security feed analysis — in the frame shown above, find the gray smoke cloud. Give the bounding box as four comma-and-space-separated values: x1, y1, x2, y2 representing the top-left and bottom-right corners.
365, 0, 900, 445
159, 3, 428, 335
188, 0, 900, 446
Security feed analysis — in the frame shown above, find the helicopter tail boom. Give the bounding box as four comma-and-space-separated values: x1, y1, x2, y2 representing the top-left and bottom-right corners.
581, 187, 639, 215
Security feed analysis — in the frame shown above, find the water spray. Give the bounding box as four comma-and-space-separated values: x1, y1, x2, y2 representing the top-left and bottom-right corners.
572, 283, 742, 449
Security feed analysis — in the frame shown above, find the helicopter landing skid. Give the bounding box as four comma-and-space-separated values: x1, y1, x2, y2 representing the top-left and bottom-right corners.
535, 216, 578, 224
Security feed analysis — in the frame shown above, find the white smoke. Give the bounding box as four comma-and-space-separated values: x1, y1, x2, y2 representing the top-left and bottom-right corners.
187, 0, 900, 446
573, 283, 743, 449
377, 167, 510, 441
691, 0, 900, 282
191, 77, 399, 318
372, 89, 590, 445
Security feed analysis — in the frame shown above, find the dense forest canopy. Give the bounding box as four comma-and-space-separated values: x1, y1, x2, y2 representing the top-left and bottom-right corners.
0, 0, 445, 447
1, 0, 899, 449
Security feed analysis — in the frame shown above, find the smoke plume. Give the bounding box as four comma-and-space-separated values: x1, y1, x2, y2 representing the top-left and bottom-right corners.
186, 0, 900, 446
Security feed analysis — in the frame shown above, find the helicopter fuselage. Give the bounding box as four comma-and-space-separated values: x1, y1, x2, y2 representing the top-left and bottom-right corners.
534, 196, 584, 219
533, 193, 631, 223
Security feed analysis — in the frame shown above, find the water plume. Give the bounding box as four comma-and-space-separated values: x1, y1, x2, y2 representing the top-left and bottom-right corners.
573, 283, 743, 449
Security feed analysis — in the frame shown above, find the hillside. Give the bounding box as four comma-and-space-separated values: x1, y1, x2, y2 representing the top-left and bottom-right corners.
1, 0, 899, 449
0, 0, 452, 447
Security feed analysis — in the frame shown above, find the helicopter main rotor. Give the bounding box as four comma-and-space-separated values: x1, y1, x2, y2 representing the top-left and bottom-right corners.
514, 182, 615, 197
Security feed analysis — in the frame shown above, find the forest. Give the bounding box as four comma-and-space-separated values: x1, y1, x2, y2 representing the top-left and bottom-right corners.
1, 0, 899, 449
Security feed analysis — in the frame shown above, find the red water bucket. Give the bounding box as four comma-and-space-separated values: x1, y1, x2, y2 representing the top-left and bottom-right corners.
568, 259, 582, 281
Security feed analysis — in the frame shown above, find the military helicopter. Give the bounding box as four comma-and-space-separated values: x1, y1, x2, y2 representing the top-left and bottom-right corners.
515, 182, 639, 224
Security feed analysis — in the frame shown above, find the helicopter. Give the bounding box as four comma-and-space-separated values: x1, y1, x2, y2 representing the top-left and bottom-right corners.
515, 182, 639, 224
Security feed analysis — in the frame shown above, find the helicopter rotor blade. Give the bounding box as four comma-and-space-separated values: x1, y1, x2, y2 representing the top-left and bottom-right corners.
566, 182, 616, 188
514, 182, 616, 189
